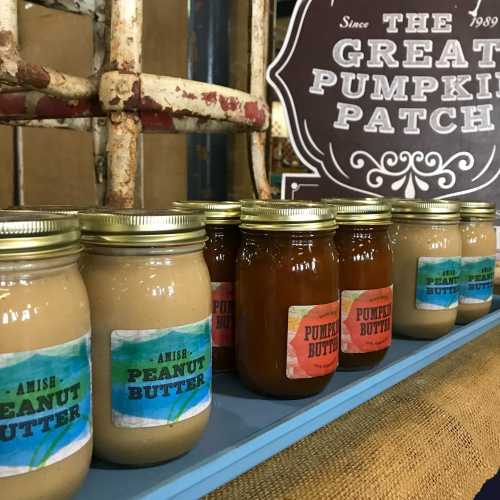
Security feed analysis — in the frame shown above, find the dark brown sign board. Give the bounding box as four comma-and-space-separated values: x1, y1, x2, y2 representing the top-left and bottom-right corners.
267, 0, 500, 205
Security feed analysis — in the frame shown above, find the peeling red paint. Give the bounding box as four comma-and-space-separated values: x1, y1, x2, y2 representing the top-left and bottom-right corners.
106, 191, 133, 208
36, 95, 102, 118
0, 93, 102, 119
123, 78, 141, 108
201, 91, 217, 105
16, 62, 51, 90
140, 111, 174, 131
0, 30, 16, 49
0, 93, 26, 116
244, 101, 266, 126
219, 95, 240, 112
140, 94, 162, 112
182, 90, 197, 100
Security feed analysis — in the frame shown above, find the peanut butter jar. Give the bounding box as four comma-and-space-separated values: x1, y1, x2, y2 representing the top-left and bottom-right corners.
0, 212, 92, 500
174, 201, 240, 373
457, 202, 497, 325
236, 201, 340, 398
80, 210, 212, 466
323, 199, 393, 370
389, 200, 462, 339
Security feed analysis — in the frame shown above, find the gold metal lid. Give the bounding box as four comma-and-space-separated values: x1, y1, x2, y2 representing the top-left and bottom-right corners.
323, 197, 385, 206
383, 197, 407, 206
391, 200, 460, 222
172, 201, 240, 224
240, 200, 336, 231
0, 212, 81, 259
323, 199, 391, 225
459, 201, 496, 221
80, 209, 206, 246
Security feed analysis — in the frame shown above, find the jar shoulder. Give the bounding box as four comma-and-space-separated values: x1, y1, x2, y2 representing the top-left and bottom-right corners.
0, 264, 90, 350
238, 239, 338, 273
80, 252, 212, 327
389, 223, 462, 253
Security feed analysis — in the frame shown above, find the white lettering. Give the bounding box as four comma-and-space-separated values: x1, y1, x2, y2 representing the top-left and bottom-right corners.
309, 68, 337, 95
334, 102, 363, 130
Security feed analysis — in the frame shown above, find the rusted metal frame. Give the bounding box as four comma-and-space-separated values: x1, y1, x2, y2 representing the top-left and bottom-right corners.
249, 0, 272, 199
141, 114, 250, 134
0, 0, 18, 46
92, 0, 108, 206
135, 133, 144, 209
0, 91, 251, 133
0, 92, 102, 119
26, 0, 97, 17
105, 0, 142, 208
13, 126, 24, 206
0, 49, 97, 99
0, 0, 23, 205
93, 117, 108, 204
0, 117, 92, 131
100, 72, 269, 130
0, 0, 97, 99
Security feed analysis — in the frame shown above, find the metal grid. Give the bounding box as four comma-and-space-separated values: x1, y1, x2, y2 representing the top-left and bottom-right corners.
0, 0, 273, 207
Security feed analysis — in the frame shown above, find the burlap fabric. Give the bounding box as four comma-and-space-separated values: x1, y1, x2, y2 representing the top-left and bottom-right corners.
208, 327, 500, 499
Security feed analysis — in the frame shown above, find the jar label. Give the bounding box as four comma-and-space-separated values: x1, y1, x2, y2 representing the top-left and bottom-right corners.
211, 282, 234, 347
0, 334, 92, 478
416, 257, 461, 310
341, 287, 393, 354
460, 256, 496, 304
286, 302, 340, 380
111, 317, 212, 428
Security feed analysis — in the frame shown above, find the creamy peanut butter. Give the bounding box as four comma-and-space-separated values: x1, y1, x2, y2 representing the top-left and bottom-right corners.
389, 201, 461, 339
0, 213, 92, 500
457, 202, 497, 324
80, 210, 212, 465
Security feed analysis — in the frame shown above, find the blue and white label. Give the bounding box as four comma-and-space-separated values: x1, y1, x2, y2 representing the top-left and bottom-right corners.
0, 334, 92, 478
460, 256, 496, 304
111, 317, 211, 428
416, 257, 461, 310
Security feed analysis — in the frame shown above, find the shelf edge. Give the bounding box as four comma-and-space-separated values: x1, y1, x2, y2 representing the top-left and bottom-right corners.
139, 308, 500, 500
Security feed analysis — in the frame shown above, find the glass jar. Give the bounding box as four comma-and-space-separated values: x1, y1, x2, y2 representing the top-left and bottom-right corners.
174, 201, 240, 372
457, 202, 497, 324
236, 201, 339, 398
79, 210, 212, 466
389, 200, 462, 339
0, 213, 92, 500
323, 199, 393, 370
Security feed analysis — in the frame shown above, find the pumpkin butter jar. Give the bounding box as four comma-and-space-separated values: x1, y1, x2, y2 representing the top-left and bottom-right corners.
457, 202, 497, 324
389, 200, 461, 339
236, 201, 340, 398
0, 213, 92, 500
323, 199, 393, 370
80, 210, 212, 465
174, 201, 240, 372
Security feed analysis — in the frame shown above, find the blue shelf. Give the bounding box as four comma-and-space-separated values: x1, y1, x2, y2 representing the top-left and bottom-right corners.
78, 298, 500, 500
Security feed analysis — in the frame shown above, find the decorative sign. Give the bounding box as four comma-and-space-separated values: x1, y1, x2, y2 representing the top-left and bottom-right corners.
267, 0, 500, 202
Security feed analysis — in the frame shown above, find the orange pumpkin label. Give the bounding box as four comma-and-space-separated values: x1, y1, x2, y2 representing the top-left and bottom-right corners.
286, 302, 340, 380
341, 287, 393, 354
211, 282, 234, 347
